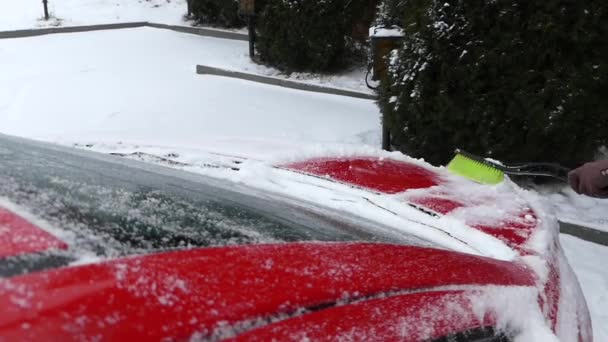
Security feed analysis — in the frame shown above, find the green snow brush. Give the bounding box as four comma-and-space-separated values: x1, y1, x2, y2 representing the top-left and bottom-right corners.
447, 149, 570, 185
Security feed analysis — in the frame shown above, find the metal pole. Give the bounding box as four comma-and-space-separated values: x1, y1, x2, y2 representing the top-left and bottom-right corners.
42, 0, 50, 20
247, 16, 256, 58
382, 120, 391, 151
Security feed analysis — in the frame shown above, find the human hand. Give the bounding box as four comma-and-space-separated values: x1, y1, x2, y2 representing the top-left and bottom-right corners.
568, 160, 608, 198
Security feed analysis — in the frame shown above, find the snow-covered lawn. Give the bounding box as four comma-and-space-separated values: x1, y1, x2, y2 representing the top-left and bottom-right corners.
1, 22, 607, 341
0, 0, 188, 31
0, 28, 379, 159
0, 0, 371, 93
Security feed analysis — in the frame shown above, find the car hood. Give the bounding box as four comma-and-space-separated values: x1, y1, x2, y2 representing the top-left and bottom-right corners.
0, 242, 534, 340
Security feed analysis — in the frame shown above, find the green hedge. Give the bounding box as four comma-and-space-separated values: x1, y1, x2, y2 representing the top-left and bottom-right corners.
379, 0, 607, 167
351, 0, 381, 42
190, 0, 244, 28
256, 0, 361, 72
374, 0, 410, 27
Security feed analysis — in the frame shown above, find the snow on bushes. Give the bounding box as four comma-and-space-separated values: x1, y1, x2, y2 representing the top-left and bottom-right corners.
378, 0, 607, 167
374, 0, 412, 27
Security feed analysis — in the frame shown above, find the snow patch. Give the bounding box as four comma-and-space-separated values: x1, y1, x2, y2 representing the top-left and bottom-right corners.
470, 286, 559, 342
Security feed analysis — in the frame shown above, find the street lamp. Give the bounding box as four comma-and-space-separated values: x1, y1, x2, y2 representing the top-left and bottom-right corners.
239, 0, 256, 58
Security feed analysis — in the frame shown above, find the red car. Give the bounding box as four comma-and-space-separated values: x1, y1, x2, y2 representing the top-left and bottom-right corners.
0, 134, 591, 341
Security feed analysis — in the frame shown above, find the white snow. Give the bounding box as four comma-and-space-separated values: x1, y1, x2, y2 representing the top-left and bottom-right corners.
0, 0, 189, 31
0, 28, 379, 160
0, 14, 607, 342
0, 0, 371, 94
369, 26, 405, 38
470, 286, 559, 342
560, 234, 608, 341
537, 185, 608, 232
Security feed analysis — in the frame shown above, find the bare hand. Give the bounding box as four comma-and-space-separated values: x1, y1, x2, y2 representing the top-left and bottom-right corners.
568, 160, 608, 198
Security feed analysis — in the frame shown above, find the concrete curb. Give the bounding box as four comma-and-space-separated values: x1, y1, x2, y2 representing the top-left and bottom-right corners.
147, 23, 248, 41
0, 22, 248, 41
559, 221, 608, 246
196, 65, 377, 100
0, 22, 147, 39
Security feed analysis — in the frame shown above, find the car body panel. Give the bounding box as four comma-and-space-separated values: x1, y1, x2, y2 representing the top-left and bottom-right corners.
284, 156, 591, 341
0, 207, 67, 258
285, 158, 440, 194
0, 135, 592, 341
0, 243, 533, 340
232, 290, 496, 342
285, 157, 538, 253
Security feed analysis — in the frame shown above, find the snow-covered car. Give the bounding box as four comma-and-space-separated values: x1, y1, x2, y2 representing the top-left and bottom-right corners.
0, 134, 592, 341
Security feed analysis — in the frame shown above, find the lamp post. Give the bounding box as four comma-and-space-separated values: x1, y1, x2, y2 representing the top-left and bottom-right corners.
186, 0, 193, 17
239, 0, 256, 58
369, 26, 404, 151
369, 27, 404, 82
42, 0, 50, 20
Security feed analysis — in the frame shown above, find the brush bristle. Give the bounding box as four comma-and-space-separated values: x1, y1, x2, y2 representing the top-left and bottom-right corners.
447, 153, 504, 185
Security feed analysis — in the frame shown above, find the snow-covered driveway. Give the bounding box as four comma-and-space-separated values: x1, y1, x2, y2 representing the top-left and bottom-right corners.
0, 27, 380, 159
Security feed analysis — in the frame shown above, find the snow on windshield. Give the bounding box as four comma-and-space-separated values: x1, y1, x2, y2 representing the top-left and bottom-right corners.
0, 173, 283, 268
1, 136, 439, 274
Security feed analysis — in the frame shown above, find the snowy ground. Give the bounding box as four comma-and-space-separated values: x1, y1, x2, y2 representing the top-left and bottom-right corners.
0, 16, 607, 341
539, 185, 608, 233
560, 235, 608, 341
0, 28, 379, 159
0, 0, 189, 31
0, 0, 371, 93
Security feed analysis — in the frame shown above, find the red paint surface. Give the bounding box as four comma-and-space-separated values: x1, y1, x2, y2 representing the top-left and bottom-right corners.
408, 195, 538, 251
0, 243, 533, 340
233, 291, 496, 342
285, 158, 439, 194
287, 157, 544, 252
471, 209, 538, 252
0, 207, 67, 259
540, 245, 562, 332
284, 157, 540, 250
0, 156, 586, 340
282, 157, 585, 338
409, 196, 465, 215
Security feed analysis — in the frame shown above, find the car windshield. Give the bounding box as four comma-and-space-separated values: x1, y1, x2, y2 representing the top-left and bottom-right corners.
0, 135, 431, 277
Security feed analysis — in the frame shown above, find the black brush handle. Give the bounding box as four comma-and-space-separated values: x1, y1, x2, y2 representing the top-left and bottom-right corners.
500, 163, 570, 182
455, 149, 570, 182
